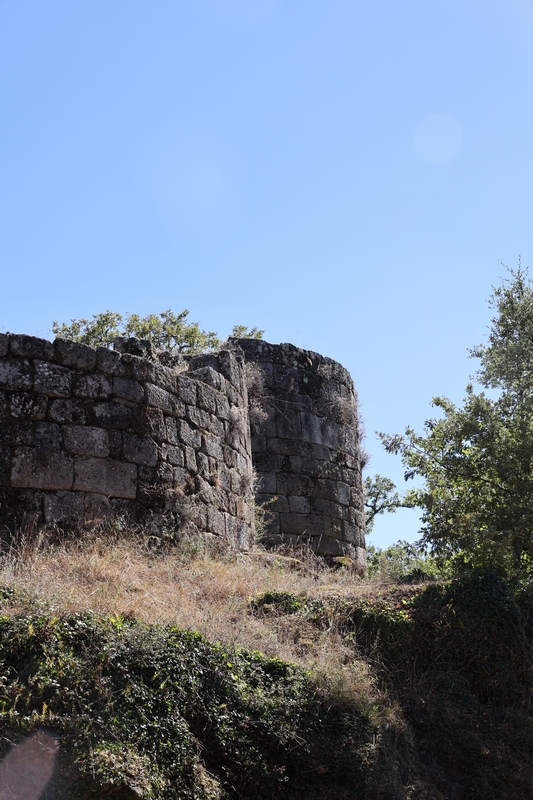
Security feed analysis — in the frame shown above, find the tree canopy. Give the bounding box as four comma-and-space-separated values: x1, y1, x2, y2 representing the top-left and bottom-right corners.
380, 263, 533, 579
51, 310, 264, 355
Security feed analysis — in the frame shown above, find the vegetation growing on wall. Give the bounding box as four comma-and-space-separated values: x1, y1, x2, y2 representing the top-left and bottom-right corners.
51, 309, 263, 354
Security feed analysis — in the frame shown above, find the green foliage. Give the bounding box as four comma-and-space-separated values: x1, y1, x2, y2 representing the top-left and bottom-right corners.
364, 475, 417, 534
380, 264, 533, 579
365, 539, 443, 583
52, 311, 264, 354
0, 613, 372, 799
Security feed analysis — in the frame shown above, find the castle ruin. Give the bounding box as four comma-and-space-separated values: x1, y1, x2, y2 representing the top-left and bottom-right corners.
0, 333, 366, 571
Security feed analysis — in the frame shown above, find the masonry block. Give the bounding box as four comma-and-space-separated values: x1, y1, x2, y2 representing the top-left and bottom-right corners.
11, 448, 73, 491
64, 425, 110, 458
73, 457, 137, 499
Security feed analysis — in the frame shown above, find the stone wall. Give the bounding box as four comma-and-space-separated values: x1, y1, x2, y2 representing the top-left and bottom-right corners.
233, 339, 366, 571
0, 333, 254, 548
0, 333, 366, 569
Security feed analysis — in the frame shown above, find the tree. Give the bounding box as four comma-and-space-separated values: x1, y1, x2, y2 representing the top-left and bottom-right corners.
380, 263, 533, 579
52, 310, 264, 355
364, 474, 417, 534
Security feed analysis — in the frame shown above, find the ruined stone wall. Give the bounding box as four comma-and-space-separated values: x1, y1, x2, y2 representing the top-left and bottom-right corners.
233, 339, 366, 571
0, 332, 366, 568
0, 333, 254, 548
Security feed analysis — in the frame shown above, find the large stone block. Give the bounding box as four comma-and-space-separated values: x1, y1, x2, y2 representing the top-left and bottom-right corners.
123, 431, 158, 466
145, 384, 184, 416
203, 432, 223, 461
34, 361, 72, 398
0, 420, 34, 447
96, 348, 126, 377
0, 335, 7, 357
48, 399, 86, 425
276, 472, 314, 497
300, 412, 323, 445
131, 406, 166, 440
176, 419, 201, 449
275, 409, 301, 439
34, 423, 62, 449
323, 516, 343, 540
73, 457, 137, 499
88, 401, 132, 430
43, 491, 84, 523
256, 472, 276, 494
54, 338, 97, 371
176, 375, 197, 406
64, 425, 110, 458
186, 406, 210, 431
112, 377, 144, 403
197, 382, 217, 414
279, 512, 324, 536
9, 393, 48, 420
162, 444, 184, 467
11, 448, 73, 491
0, 359, 32, 391
73, 374, 112, 400
10, 335, 54, 361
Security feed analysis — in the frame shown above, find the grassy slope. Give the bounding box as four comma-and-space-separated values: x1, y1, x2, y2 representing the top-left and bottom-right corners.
0, 528, 532, 799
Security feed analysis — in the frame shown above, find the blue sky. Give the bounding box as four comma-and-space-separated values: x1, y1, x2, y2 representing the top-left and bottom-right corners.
1, 0, 532, 546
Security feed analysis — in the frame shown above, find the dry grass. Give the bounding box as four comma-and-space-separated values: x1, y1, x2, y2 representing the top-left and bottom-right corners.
0, 523, 390, 708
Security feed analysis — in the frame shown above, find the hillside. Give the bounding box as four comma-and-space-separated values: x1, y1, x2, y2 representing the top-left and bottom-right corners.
0, 527, 532, 799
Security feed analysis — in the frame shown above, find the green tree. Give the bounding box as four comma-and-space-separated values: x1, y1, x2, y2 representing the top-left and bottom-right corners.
52, 311, 263, 354
380, 263, 533, 579
364, 474, 417, 534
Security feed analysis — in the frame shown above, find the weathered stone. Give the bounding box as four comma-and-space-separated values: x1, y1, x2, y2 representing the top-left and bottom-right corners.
145, 384, 184, 416
203, 433, 223, 461
176, 420, 201, 449
54, 338, 97, 370
84, 492, 111, 520
64, 425, 110, 458
215, 393, 230, 420
34, 361, 71, 398
288, 495, 311, 514
197, 382, 217, 414
124, 354, 155, 383
153, 364, 176, 393
73, 374, 111, 400
176, 375, 197, 406
162, 444, 184, 467
207, 506, 226, 537
43, 491, 84, 523
96, 348, 126, 376
300, 412, 323, 445
112, 377, 144, 403
9, 392, 48, 420
0, 420, 34, 447
323, 516, 343, 540
131, 406, 166, 440
288, 456, 321, 477
207, 414, 225, 439
0, 335, 8, 357
108, 430, 122, 459
88, 402, 132, 430
165, 416, 178, 444
10, 334, 54, 361
11, 448, 73, 491
0, 392, 6, 418
279, 512, 324, 536
0, 359, 32, 390
34, 423, 62, 449
123, 431, 158, 466
266, 437, 330, 460
256, 472, 276, 494
186, 406, 210, 430
275, 409, 301, 439
276, 472, 314, 497
184, 447, 197, 472
250, 434, 266, 453
73, 457, 137, 499
260, 493, 289, 512
48, 399, 86, 425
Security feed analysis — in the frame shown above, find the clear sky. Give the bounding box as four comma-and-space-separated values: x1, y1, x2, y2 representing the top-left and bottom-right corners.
1, 0, 532, 547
